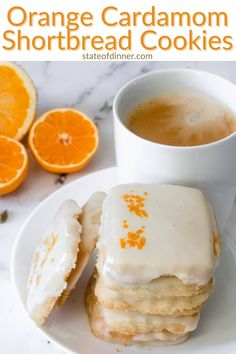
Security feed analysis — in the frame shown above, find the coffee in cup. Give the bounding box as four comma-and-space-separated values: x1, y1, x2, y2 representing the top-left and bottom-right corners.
125, 93, 236, 147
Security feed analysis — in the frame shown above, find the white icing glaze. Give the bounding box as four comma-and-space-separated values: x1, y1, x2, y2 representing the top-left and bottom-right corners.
27, 200, 82, 317
98, 184, 219, 285
132, 331, 187, 343
101, 307, 199, 333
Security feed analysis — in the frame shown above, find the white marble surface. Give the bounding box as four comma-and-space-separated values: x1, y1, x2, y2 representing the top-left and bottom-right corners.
1, 61, 236, 354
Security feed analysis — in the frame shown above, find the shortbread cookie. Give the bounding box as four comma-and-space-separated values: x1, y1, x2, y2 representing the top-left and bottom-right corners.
94, 274, 211, 316
96, 261, 214, 298
101, 307, 199, 335
27, 200, 82, 325
98, 184, 220, 285
58, 192, 106, 306
88, 302, 190, 346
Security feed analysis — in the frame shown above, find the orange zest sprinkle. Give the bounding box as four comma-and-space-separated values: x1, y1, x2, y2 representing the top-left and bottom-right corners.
41, 233, 58, 268
29, 251, 39, 284
122, 193, 148, 217
137, 237, 146, 249
120, 238, 127, 249
36, 274, 41, 286
119, 226, 146, 250
123, 219, 129, 229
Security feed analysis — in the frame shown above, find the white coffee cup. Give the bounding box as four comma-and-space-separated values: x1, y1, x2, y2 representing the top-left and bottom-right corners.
113, 69, 236, 231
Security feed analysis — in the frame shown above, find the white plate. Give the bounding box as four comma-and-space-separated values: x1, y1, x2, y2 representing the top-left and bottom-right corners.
11, 167, 236, 354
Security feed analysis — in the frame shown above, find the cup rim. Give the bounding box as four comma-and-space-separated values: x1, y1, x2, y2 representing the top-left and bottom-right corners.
113, 68, 236, 150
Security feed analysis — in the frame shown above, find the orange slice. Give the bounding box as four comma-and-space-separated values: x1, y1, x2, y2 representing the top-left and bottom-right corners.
28, 109, 99, 173
0, 61, 36, 140
0, 135, 29, 196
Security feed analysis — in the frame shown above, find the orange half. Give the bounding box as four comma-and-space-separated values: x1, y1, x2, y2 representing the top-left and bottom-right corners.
0, 62, 37, 140
0, 135, 29, 196
28, 109, 99, 173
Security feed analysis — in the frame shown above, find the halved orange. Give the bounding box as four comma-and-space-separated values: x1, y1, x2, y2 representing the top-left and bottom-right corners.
0, 135, 29, 196
28, 109, 99, 173
0, 62, 36, 141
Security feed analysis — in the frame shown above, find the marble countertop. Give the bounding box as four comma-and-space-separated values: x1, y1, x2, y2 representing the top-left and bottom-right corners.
1, 61, 236, 354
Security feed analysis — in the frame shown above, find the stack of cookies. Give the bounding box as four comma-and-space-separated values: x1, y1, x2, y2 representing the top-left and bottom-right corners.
86, 184, 221, 346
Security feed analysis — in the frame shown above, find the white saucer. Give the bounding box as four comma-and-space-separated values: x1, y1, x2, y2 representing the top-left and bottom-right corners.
11, 167, 236, 354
